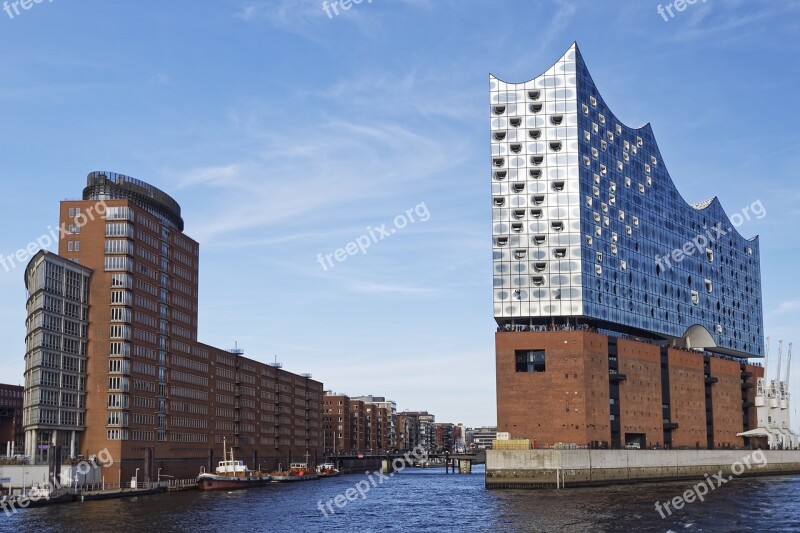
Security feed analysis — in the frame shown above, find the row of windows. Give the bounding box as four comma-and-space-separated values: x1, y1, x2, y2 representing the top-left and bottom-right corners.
172, 386, 208, 401
171, 355, 208, 373
136, 245, 159, 267
133, 361, 156, 377
171, 323, 196, 341
171, 401, 209, 415
105, 256, 133, 272
171, 417, 208, 429
173, 235, 197, 255
109, 358, 130, 374
137, 212, 160, 233
130, 430, 155, 441
172, 370, 208, 387
132, 395, 155, 409
134, 310, 157, 328
133, 328, 156, 344
216, 367, 235, 379
172, 294, 197, 312
105, 239, 133, 255
133, 379, 155, 393
133, 345, 156, 360
136, 228, 160, 251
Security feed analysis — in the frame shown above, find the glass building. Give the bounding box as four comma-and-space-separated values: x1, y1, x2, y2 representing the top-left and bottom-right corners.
490, 43, 764, 358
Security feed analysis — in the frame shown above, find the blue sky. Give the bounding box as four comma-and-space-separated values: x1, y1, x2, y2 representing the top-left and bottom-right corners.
0, 0, 798, 428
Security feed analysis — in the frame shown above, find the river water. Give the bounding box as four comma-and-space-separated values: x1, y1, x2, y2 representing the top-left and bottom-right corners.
2, 466, 798, 532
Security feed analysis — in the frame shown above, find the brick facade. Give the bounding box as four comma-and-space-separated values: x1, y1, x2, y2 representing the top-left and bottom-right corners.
497, 331, 761, 450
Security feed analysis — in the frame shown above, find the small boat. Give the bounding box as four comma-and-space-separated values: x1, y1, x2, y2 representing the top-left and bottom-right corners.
316, 463, 341, 478
271, 462, 318, 482
197, 438, 271, 491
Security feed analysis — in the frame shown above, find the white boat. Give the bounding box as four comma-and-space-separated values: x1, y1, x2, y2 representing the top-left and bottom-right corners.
316, 463, 341, 478
197, 438, 271, 491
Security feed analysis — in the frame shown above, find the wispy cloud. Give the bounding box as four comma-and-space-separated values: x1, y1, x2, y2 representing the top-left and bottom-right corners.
172, 114, 463, 243
346, 280, 438, 295
147, 73, 172, 87
658, 1, 800, 43
768, 301, 800, 318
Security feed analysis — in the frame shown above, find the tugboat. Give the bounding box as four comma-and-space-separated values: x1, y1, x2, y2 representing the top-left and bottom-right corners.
316, 463, 341, 478
197, 438, 271, 491
271, 458, 318, 483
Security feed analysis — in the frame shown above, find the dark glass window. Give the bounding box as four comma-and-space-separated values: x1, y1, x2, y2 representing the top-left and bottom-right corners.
516, 350, 546, 372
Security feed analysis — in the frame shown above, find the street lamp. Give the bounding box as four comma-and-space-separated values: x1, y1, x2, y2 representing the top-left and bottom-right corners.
134, 468, 140, 489
157, 468, 162, 483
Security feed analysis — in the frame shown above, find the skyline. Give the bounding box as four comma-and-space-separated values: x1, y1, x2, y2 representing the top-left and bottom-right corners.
0, 0, 798, 428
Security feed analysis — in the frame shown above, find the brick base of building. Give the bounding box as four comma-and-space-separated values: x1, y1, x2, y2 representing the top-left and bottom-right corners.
496, 330, 763, 450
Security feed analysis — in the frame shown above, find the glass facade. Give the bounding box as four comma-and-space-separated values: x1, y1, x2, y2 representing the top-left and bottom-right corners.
491, 43, 764, 358
23, 251, 92, 460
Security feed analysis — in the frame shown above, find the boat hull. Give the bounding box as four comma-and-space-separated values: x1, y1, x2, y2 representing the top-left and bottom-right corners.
196, 475, 272, 491
270, 474, 319, 483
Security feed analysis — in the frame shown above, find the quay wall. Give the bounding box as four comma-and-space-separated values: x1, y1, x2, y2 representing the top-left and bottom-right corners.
486, 450, 800, 489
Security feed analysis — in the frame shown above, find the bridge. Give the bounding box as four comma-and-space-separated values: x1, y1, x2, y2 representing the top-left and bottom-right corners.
325, 450, 486, 475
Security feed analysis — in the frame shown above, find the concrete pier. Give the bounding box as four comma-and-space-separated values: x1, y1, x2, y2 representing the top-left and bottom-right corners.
486, 449, 800, 489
